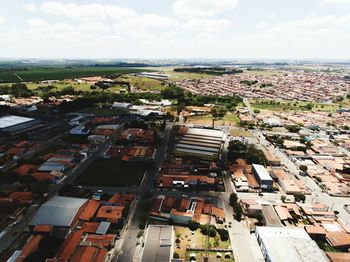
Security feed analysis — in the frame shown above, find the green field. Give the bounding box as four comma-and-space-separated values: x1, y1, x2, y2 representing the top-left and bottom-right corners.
250, 98, 340, 112
0, 67, 147, 83
76, 158, 147, 187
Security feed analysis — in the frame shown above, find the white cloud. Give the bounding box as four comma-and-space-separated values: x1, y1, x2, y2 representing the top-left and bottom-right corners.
0, 16, 6, 25
174, 0, 238, 17
230, 14, 350, 58
267, 13, 276, 19
322, 0, 350, 4
23, 3, 37, 13
183, 18, 230, 32
40, 2, 136, 21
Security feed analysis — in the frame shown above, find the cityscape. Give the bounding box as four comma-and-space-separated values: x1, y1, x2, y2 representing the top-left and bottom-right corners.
1, 1, 350, 262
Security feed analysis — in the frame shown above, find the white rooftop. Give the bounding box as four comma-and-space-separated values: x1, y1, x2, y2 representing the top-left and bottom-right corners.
256, 226, 327, 262
0, 115, 35, 129
253, 164, 273, 181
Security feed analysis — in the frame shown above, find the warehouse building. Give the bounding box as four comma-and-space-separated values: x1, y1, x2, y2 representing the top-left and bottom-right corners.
0, 115, 41, 133
29, 196, 88, 237
174, 127, 224, 161
252, 164, 274, 190
141, 225, 174, 262
255, 226, 327, 262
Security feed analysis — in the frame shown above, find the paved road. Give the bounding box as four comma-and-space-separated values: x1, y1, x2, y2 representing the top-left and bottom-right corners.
242, 97, 350, 227
0, 137, 110, 256
117, 124, 173, 262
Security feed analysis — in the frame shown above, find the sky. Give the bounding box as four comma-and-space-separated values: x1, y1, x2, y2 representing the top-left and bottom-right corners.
0, 0, 349, 59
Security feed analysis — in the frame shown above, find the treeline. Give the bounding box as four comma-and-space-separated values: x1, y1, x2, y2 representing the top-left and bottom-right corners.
174, 67, 243, 75
161, 85, 242, 109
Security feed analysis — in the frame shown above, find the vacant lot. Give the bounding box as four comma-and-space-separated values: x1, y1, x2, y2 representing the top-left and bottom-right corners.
76, 158, 147, 187
174, 226, 232, 261
250, 98, 339, 112
0, 67, 147, 83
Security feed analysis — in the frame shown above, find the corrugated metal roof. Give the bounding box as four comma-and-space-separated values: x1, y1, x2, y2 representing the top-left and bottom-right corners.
30, 196, 88, 227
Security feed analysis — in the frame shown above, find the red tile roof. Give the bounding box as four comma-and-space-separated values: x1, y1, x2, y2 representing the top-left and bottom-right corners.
55, 231, 83, 261
8, 192, 33, 204
85, 234, 116, 248
14, 164, 38, 176
17, 235, 44, 261
107, 193, 135, 206
79, 200, 100, 221
96, 206, 124, 223
161, 196, 177, 213
33, 224, 53, 233
81, 222, 100, 233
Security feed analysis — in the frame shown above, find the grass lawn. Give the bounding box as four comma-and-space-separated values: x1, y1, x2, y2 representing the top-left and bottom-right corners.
0, 67, 147, 83
76, 158, 147, 187
229, 128, 252, 137
250, 98, 340, 112
174, 227, 232, 261
119, 75, 165, 91
187, 112, 240, 126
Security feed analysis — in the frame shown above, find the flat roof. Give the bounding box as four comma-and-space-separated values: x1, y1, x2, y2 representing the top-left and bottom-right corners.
141, 225, 173, 262
256, 226, 327, 262
0, 115, 35, 129
253, 164, 273, 181
96, 221, 110, 235
261, 205, 283, 226
30, 196, 88, 227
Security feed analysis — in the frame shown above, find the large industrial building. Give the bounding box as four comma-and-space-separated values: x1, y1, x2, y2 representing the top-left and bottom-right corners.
174, 127, 224, 160
141, 225, 174, 262
29, 196, 88, 237
252, 164, 274, 190
255, 226, 327, 262
0, 115, 41, 133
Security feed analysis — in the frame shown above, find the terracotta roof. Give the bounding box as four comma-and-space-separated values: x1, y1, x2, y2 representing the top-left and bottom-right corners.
14, 164, 38, 176
326, 252, 350, 262
8, 192, 33, 203
18, 234, 44, 260
33, 224, 53, 233
85, 234, 116, 248
79, 200, 100, 221
107, 193, 134, 206
55, 231, 83, 261
31, 172, 56, 181
305, 225, 327, 235
326, 232, 350, 248
161, 196, 177, 213
81, 222, 100, 233
96, 206, 124, 223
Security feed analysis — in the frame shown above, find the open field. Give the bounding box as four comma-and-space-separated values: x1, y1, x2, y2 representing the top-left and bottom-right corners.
147, 66, 213, 82
75, 158, 147, 187
119, 75, 165, 91
187, 112, 240, 126
0, 67, 147, 83
250, 98, 341, 112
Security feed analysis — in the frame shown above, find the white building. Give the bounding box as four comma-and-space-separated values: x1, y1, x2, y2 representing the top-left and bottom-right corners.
255, 226, 327, 262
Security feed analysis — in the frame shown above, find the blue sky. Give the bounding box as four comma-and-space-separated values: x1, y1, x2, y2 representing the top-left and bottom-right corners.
0, 0, 349, 59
